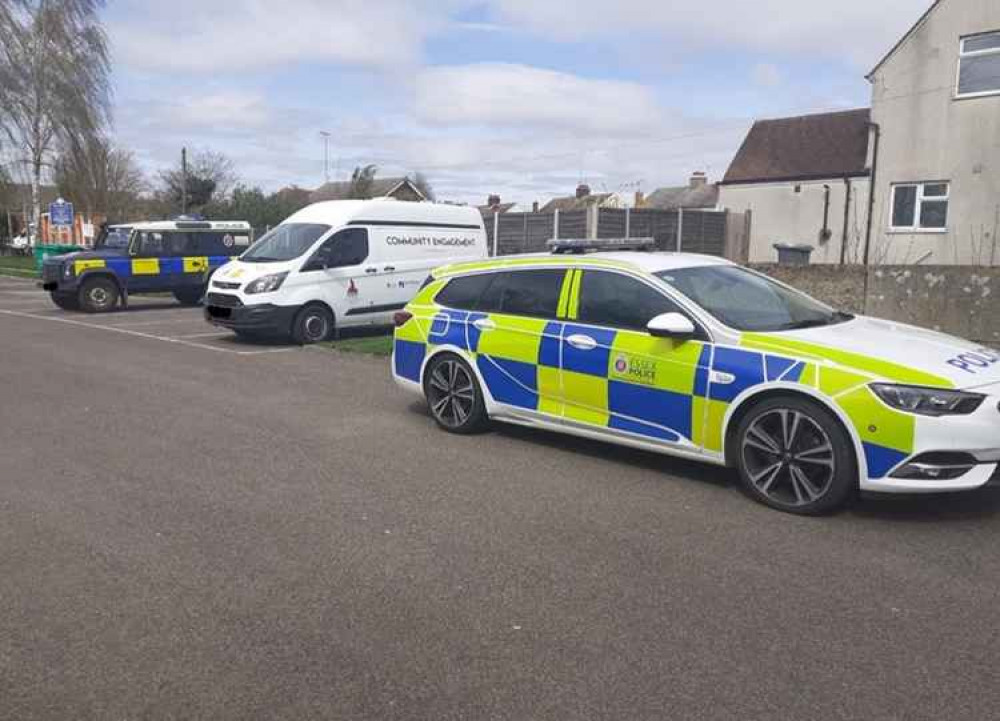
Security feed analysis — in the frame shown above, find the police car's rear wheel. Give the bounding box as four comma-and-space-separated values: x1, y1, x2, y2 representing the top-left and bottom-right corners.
291, 304, 333, 344
736, 396, 856, 515
424, 354, 488, 434
78, 277, 119, 313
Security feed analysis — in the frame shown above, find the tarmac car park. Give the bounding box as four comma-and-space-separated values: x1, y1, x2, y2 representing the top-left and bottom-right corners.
392, 239, 1000, 515
40, 219, 252, 312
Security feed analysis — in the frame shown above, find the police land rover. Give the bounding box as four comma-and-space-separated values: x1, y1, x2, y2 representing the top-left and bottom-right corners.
41, 220, 253, 312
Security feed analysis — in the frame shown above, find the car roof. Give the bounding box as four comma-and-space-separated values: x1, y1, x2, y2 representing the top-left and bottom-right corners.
436, 251, 735, 278
285, 199, 483, 228
129, 220, 251, 231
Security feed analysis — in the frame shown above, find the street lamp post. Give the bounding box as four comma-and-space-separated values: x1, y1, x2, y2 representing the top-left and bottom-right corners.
319, 131, 331, 184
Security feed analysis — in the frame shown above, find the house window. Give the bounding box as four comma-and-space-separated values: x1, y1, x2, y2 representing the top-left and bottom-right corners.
890, 182, 949, 232
958, 31, 1000, 97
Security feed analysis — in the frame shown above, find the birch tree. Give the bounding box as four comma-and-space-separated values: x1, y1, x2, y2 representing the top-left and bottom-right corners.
0, 0, 111, 239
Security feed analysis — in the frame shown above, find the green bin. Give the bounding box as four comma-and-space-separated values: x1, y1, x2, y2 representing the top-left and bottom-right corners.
34, 244, 84, 275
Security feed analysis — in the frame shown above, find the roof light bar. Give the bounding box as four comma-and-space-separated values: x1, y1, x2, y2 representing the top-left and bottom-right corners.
547, 237, 656, 254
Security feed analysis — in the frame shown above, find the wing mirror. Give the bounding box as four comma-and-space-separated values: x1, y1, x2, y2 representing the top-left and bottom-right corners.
647, 312, 696, 339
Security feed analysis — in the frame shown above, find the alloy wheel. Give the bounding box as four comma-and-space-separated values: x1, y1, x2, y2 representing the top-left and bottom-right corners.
741, 408, 836, 508
427, 359, 476, 429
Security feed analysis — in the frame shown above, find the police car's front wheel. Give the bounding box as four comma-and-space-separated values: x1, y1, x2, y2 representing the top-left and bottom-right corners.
79, 277, 119, 313
423, 354, 489, 434
735, 396, 856, 516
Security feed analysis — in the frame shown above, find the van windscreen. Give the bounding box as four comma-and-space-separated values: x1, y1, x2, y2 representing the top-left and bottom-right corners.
242, 223, 330, 263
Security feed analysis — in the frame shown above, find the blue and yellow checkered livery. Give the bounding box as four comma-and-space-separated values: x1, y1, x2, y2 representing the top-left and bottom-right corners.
68, 255, 230, 280
394, 259, 952, 479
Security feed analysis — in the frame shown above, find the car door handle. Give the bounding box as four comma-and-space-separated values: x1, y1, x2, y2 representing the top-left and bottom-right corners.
473, 318, 496, 331
383, 265, 396, 272
365, 267, 378, 274
566, 334, 598, 350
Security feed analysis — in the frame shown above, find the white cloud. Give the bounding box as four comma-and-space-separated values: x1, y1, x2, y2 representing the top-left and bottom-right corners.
160, 92, 273, 131
414, 63, 662, 133
488, 0, 925, 66
110, 0, 445, 72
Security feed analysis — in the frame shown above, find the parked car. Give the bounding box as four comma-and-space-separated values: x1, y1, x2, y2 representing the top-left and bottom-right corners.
392, 238, 1000, 515
205, 199, 488, 343
40, 220, 253, 311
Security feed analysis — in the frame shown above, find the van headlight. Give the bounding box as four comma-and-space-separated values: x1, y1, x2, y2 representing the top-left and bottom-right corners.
870, 383, 985, 416
245, 272, 288, 294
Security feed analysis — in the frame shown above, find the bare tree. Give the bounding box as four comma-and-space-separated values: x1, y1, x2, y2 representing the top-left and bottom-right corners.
0, 0, 111, 238
347, 164, 377, 199
158, 149, 238, 214
409, 171, 435, 201
54, 135, 145, 222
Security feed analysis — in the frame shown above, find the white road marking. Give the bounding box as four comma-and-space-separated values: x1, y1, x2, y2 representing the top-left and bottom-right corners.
0, 308, 300, 356
97, 317, 204, 328
170, 332, 234, 339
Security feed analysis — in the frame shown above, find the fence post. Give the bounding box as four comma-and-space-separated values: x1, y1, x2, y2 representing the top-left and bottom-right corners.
553, 209, 560, 240
523, 213, 528, 253
492, 211, 499, 257
590, 206, 599, 239
625, 207, 631, 239
677, 208, 684, 252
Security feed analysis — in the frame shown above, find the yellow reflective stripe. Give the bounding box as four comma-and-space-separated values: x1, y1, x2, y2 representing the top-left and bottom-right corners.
567, 270, 582, 320
741, 333, 955, 389
131, 258, 160, 275
837, 386, 915, 453
477, 314, 547, 365
556, 270, 575, 318
73, 259, 106, 274
183, 256, 209, 273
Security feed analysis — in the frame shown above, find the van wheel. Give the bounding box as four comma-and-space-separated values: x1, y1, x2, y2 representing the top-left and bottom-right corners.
291, 304, 333, 344
173, 287, 204, 306
735, 396, 856, 516
50, 292, 79, 311
78, 277, 119, 313
423, 354, 489, 434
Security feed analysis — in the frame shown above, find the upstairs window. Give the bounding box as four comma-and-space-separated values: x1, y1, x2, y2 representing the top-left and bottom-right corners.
890, 182, 949, 232
958, 31, 1000, 97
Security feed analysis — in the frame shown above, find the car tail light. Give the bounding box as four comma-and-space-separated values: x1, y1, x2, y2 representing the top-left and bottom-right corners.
393, 311, 413, 327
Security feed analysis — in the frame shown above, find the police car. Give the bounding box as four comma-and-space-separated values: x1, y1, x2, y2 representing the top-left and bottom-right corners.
392, 238, 1000, 515
41, 220, 252, 312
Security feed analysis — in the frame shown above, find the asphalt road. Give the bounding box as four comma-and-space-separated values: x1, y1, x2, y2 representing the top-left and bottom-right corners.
2, 275, 999, 720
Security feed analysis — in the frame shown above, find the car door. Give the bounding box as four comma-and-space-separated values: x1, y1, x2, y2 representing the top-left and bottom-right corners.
161, 231, 202, 290
561, 269, 710, 448
302, 228, 383, 322
127, 230, 169, 292
431, 268, 569, 416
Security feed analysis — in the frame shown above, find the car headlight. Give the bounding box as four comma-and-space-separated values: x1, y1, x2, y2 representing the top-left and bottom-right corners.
62, 263, 73, 279
245, 272, 288, 294
870, 383, 985, 416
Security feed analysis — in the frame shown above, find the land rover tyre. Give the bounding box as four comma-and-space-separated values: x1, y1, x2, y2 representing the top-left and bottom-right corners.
78, 276, 119, 313
422, 353, 489, 434
50, 291, 79, 311
173, 287, 204, 306
735, 395, 857, 516
291, 303, 334, 344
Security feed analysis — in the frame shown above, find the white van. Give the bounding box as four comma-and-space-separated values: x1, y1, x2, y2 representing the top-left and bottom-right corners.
204, 199, 488, 343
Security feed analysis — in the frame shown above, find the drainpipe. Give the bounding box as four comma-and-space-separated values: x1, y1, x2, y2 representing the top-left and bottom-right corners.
821, 184, 832, 242
862, 122, 881, 266
840, 177, 852, 265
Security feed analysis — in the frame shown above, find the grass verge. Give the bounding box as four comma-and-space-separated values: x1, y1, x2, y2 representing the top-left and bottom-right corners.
319, 333, 394, 356
0, 255, 38, 278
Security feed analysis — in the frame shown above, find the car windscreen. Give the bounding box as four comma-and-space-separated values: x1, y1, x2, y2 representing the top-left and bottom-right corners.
655, 265, 852, 332
241, 223, 331, 263
98, 228, 131, 249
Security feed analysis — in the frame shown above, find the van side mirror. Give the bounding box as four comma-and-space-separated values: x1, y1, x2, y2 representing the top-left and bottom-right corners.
647, 312, 696, 339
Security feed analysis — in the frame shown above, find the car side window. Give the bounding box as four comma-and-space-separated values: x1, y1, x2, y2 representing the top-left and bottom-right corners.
163, 232, 193, 257
478, 269, 565, 318
310, 228, 369, 269
435, 273, 495, 310
134, 231, 164, 256
578, 270, 684, 332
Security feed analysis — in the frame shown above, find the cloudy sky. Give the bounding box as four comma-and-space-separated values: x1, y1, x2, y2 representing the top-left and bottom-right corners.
105, 0, 930, 205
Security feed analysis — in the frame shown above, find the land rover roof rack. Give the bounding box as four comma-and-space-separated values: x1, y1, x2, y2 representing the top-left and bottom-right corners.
547, 237, 656, 254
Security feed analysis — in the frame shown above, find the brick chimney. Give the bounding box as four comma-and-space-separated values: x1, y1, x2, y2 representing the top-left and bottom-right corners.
575, 183, 591, 199
689, 172, 707, 189
487, 194, 501, 208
